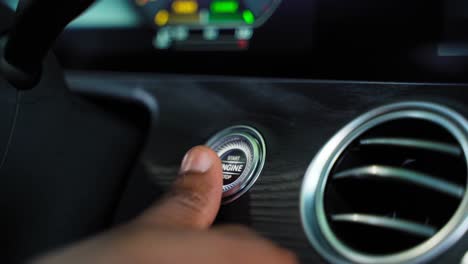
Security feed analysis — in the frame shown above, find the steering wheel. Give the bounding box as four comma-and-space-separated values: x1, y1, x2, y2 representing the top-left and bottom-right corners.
0, 1, 154, 263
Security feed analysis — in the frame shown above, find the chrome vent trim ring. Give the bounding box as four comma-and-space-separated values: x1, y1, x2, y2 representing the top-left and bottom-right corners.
300, 102, 468, 264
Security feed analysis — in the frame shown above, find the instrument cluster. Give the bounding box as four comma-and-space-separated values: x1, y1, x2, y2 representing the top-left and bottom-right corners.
135, 0, 281, 50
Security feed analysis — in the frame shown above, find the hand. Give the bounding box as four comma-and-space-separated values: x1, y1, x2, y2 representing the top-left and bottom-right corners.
33, 146, 298, 264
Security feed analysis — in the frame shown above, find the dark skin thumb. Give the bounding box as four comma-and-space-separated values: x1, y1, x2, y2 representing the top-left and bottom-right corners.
136, 146, 224, 229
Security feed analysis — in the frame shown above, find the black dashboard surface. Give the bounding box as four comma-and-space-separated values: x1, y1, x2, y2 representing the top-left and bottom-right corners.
67, 71, 468, 264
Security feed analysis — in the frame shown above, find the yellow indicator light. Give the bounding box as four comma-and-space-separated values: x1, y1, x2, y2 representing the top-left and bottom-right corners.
172, 0, 198, 14
155, 10, 170, 26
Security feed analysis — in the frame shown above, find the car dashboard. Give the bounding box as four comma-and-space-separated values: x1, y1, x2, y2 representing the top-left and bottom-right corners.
2, 0, 466, 81
0, 1, 467, 264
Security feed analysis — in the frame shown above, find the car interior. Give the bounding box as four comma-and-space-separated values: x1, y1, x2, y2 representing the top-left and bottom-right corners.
0, 0, 467, 263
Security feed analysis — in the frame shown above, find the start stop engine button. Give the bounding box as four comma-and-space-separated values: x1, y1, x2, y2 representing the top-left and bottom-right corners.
206, 126, 266, 204
220, 148, 247, 184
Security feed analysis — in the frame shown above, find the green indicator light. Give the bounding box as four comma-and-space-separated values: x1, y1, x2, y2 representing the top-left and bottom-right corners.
211, 0, 239, 14
242, 10, 255, 24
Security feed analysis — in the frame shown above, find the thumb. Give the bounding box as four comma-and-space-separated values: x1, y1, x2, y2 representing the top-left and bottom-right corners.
136, 146, 223, 229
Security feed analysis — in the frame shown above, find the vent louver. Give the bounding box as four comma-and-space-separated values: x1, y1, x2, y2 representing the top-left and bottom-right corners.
301, 102, 468, 264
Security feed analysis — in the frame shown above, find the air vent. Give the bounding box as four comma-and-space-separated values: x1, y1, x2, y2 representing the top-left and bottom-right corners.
301, 102, 468, 264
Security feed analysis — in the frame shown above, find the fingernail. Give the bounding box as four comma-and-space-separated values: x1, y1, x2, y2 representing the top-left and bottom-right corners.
180, 147, 214, 174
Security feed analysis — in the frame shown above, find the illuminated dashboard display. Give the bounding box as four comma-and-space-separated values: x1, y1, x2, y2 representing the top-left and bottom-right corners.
135, 0, 281, 50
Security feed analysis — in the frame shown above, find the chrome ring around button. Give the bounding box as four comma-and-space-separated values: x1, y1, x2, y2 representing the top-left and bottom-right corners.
206, 125, 266, 204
